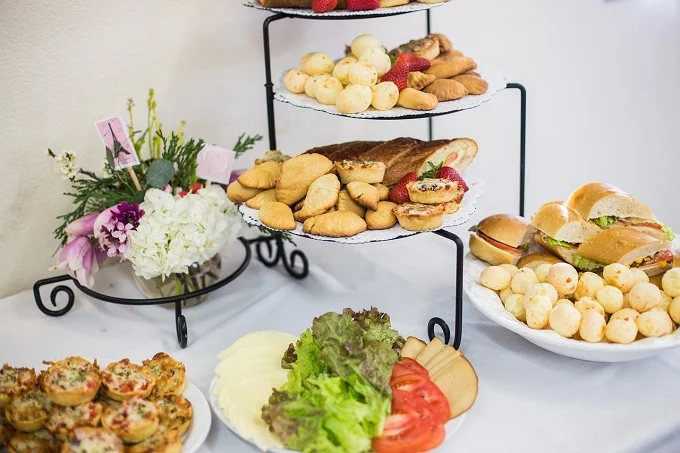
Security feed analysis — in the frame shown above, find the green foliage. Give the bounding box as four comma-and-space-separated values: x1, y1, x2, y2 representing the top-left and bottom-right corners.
419, 160, 444, 179
233, 133, 263, 158
158, 130, 204, 190
257, 225, 296, 246
145, 159, 175, 188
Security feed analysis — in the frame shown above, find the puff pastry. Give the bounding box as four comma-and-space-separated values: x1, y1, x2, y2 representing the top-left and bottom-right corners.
407, 178, 461, 204
393, 203, 445, 231
245, 189, 277, 210
346, 181, 380, 211
275, 154, 333, 205
423, 79, 468, 101
441, 200, 461, 214
425, 56, 476, 79
335, 160, 386, 184
373, 184, 390, 201
227, 181, 262, 203
397, 88, 439, 111
336, 190, 366, 218
237, 161, 281, 190
303, 211, 367, 238
451, 74, 489, 95
427, 34, 453, 53
298, 174, 341, 220
259, 202, 296, 231
430, 50, 464, 66
407, 71, 436, 91
365, 202, 398, 230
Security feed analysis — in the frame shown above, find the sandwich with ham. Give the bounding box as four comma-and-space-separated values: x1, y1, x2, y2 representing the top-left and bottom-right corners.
574, 227, 674, 276
469, 214, 534, 265
566, 182, 674, 242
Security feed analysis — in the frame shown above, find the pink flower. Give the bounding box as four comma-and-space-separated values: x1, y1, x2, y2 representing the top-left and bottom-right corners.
93, 202, 144, 260
50, 236, 101, 288
64, 212, 99, 237
229, 169, 246, 184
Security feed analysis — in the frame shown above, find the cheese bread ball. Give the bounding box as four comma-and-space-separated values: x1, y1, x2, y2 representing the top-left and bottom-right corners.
534, 264, 552, 283
546, 263, 578, 296
314, 76, 344, 105
555, 299, 574, 307
669, 297, 680, 324
499, 264, 519, 278
662, 268, 680, 298
630, 268, 649, 285
301, 52, 334, 76
658, 290, 672, 313
595, 285, 624, 314
349, 62, 378, 87
605, 318, 638, 344
351, 34, 382, 59
335, 85, 372, 114
283, 69, 309, 94
480, 266, 512, 291
610, 308, 640, 322
304, 74, 330, 99
622, 292, 631, 309
523, 283, 558, 307
511, 268, 539, 295
603, 263, 635, 293
575, 272, 605, 300
549, 303, 581, 338
575, 297, 605, 317
499, 287, 513, 304
359, 48, 391, 77
628, 282, 661, 312
579, 310, 606, 343
371, 82, 399, 111
332, 56, 358, 86
637, 310, 673, 337
525, 295, 552, 329
504, 294, 526, 322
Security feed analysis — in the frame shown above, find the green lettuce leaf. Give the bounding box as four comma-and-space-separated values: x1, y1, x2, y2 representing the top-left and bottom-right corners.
544, 236, 574, 248
573, 254, 605, 271
593, 216, 618, 228
661, 223, 676, 241
344, 307, 405, 353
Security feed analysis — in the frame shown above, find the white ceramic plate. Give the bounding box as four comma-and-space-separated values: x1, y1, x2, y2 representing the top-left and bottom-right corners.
243, 0, 450, 18
209, 376, 465, 452
240, 177, 484, 244
463, 253, 680, 362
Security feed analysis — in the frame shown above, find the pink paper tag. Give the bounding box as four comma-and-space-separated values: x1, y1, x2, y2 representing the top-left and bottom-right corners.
197, 145, 236, 185
94, 116, 140, 170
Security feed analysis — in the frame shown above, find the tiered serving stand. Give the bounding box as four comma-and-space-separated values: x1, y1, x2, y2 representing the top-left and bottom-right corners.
33, 1, 526, 350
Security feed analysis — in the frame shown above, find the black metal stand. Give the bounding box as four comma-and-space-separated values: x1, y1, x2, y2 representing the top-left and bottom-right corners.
249, 235, 310, 279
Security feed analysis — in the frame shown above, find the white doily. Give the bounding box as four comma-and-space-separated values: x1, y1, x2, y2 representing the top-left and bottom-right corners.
275, 71, 510, 118
243, 0, 450, 17
239, 176, 484, 244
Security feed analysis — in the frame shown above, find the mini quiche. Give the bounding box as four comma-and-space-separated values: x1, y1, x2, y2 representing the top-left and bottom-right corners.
60, 427, 123, 453
101, 359, 155, 401
155, 395, 192, 436
42, 357, 101, 406
335, 160, 386, 185
126, 427, 181, 453
5, 388, 52, 432
45, 401, 102, 440
406, 178, 461, 204
393, 203, 446, 231
0, 412, 15, 447
101, 396, 159, 444
0, 365, 37, 407
142, 353, 186, 398
7, 428, 56, 453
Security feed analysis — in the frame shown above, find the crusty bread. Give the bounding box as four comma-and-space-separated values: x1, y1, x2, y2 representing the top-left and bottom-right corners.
306, 141, 382, 162
358, 138, 423, 168
516, 252, 564, 270
258, 0, 312, 8
472, 214, 532, 248
469, 233, 519, 265
531, 203, 600, 244
566, 182, 654, 221
535, 233, 579, 264
576, 227, 668, 266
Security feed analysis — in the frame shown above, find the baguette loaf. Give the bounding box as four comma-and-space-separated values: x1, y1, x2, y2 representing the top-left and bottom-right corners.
258, 0, 345, 8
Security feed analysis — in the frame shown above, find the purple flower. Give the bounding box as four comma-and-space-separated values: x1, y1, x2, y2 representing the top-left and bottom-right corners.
64, 212, 99, 237
51, 236, 102, 288
229, 169, 246, 184
93, 202, 144, 260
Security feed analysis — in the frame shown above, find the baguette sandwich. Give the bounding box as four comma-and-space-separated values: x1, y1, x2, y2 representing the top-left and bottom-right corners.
469, 214, 534, 265
566, 182, 675, 242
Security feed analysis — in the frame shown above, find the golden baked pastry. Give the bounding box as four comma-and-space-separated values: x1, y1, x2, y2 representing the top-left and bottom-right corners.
466, 70, 480, 77
452, 74, 489, 95
45, 401, 102, 440
0, 365, 37, 408
430, 50, 465, 66
335, 160, 386, 184
61, 427, 123, 453
397, 88, 439, 111
366, 202, 398, 230
373, 184, 390, 201
42, 357, 101, 407
423, 79, 468, 101
428, 34, 453, 53
393, 203, 445, 231
142, 353, 187, 399
407, 178, 461, 204
101, 359, 155, 402
293, 197, 306, 213
346, 182, 380, 211
415, 0, 447, 5
245, 189, 277, 210
0, 412, 15, 447
126, 427, 181, 453
5, 388, 52, 432
237, 161, 281, 190
8, 429, 56, 453
441, 200, 461, 214
298, 174, 341, 220
303, 211, 367, 238
379, 0, 409, 6
389, 37, 440, 61
101, 396, 159, 444
259, 202, 297, 230
275, 153, 333, 205
407, 72, 436, 91
336, 190, 366, 218
155, 395, 192, 437
254, 150, 291, 166
226, 181, 262, 203
425, 57, 477, 79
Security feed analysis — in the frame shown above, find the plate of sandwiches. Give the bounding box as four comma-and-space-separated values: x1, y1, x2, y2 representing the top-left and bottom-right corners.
243, 0, 450, 17
229, 137, 484, 244
0, 353, 210, 452
465, 182, 680, 362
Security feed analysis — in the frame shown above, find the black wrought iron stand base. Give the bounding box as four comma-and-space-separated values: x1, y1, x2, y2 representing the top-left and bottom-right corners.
248, 235, 309, 279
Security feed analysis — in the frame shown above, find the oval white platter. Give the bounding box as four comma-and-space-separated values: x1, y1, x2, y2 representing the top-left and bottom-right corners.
243, 0, 450, 18
240, 176, 483, 244
463, 253, 680, 362
209, 375, 466, 452
274, 71, 509, 119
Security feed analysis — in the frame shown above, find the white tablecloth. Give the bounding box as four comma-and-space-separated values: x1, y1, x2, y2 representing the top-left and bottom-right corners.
4, 231, 680, 453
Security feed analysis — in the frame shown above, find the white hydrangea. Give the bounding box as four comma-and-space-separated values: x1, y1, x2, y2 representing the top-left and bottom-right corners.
51, 149, 80, 181
127, 186, 242, 280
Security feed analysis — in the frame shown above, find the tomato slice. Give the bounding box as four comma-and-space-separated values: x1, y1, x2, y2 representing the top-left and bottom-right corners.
397, 388, 450, 425
390, 374, 429, 393
373, 414, 445, 453
391, 358, 429, 379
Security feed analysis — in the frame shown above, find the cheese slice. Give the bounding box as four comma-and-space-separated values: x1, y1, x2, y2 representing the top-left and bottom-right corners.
415, 338, 445, 366
217, 331, 296, 360
424, 346, 460, 373
432, 354, 478, 419
400, 336, 427, 359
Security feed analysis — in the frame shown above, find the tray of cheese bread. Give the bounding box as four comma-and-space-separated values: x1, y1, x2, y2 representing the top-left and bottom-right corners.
228, 137, 483, 243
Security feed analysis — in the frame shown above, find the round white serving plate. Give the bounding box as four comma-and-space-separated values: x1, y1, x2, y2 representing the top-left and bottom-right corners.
240, 176, 484, 244
209, 376, 466, 452
243, 0, 450, 18
463, 253, 680, 362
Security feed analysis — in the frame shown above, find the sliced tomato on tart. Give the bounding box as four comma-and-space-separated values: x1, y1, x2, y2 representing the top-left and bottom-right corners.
42, 356, 101, 407
101, 359, 156, 402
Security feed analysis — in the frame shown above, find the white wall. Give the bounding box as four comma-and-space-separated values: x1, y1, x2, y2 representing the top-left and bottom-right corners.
1, 0, 678, 297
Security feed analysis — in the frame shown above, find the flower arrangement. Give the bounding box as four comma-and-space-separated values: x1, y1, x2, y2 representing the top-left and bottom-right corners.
48, 90, 262, 292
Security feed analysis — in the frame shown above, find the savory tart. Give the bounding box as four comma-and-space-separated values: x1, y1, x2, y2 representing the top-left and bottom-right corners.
5, 388, 52, 432
101, 396, 159, 444
7, 428, 56, 453
335, 160, 386, 185
406, 178, 461, 204
155, 395, 192, 437
60, 427, 123, 453
0, 411, 15, 447
42, 357, 101, 406
441, 200, 461, 215
0, 365, 37, 408
393, 203, 446, 231
101, 359, 156, 401
126, 427, 182, 453
142, 353, 186, 398
45, 401, 102, 440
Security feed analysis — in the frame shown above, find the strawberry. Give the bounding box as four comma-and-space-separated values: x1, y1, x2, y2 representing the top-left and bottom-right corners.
388, 172, 418, 204
381, 64, 410, 91
395, 53, 431, 72
312, 0, 337, 13
190, 182, 203, 193
396, 172, 418, 186
346, 0, 379, 11
435, 167, 469, 192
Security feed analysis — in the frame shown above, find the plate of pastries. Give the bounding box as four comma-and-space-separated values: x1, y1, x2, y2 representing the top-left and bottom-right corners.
0, 353, 210, 452
227, 138, 484, 243
277, 33, 508, 117
464, 182, 680, 362
244, 0, 449, 17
